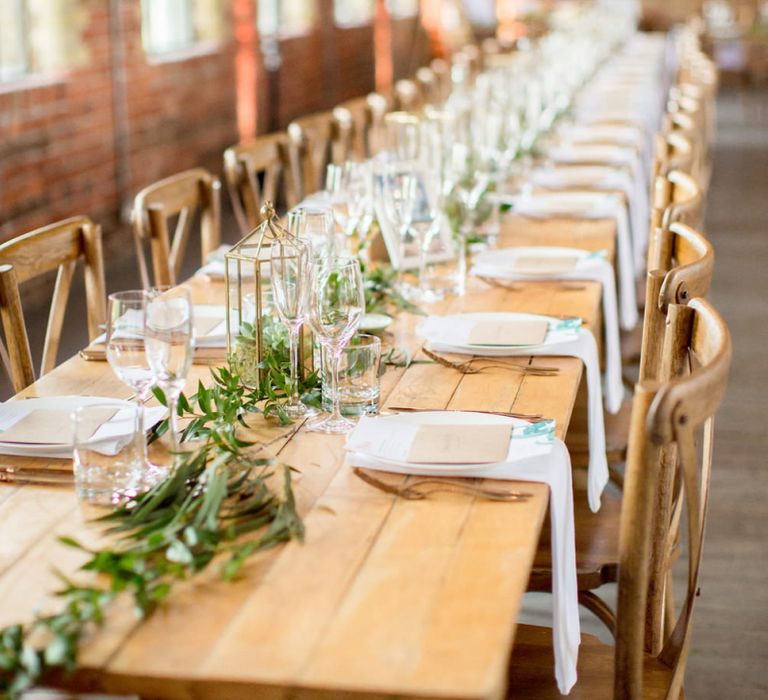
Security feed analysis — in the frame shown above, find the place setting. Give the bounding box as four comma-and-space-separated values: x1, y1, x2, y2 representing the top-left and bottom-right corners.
344, 406, 580, 693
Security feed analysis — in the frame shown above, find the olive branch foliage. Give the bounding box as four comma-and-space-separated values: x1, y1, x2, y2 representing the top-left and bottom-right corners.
0, 262, 419, 698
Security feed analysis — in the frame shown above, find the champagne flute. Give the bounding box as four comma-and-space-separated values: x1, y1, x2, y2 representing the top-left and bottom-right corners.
270, 235, 313, 418
382, 166, 418, 295
144, 287, 194, 452
385, 112, 420, 163
306, 257, 365, 434
289, 206, 336, 257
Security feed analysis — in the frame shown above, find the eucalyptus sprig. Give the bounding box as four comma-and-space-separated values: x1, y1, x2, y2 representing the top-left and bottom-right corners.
361, 263, 425, 317
0, 372, 304, 698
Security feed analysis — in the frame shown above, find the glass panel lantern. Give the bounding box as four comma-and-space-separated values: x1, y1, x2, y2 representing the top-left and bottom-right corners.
225, 201, 313, 389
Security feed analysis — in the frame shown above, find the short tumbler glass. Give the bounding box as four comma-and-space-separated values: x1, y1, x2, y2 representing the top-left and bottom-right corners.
322, 334, 381, 416
72, 403, 144, 506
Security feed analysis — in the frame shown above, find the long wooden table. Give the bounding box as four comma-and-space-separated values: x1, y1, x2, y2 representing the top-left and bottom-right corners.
0, 214, 616, 699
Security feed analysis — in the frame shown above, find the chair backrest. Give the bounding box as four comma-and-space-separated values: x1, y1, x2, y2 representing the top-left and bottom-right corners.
393, 78, 422, 112
415, 67, 440, 107
223, 132, 294, 235
429, 58, 452, 103
615, 297, 731, 699
0, 216, 106, 391
651, 169, 703, 235
132, 168, 221, 288
287, 110, 353, 201
664, 96, 709, 190
640, 221, 714, 383
650, 131, 693, 188
334, 93, 389, 159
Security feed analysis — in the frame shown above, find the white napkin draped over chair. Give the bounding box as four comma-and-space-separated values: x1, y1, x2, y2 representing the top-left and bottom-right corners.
502, 192, 639, 330
416, 312, 610, 512
471, 247, 623, 416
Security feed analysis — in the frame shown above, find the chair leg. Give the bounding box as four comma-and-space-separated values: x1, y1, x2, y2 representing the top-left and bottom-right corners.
578, 591, 616, 637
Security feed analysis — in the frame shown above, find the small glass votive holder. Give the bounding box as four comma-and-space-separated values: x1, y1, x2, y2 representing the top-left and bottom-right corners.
322, 334, 382, 416
72, 403, 145, 507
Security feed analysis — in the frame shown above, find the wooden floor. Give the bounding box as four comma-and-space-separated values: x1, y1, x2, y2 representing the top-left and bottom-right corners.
17, 87, 768, 698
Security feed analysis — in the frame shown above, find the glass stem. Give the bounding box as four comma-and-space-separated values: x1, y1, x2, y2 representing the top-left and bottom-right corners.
417, 225, 428, 294
135, 396, 147, 462
167, 390, 181, 454
457, 225, 469, 296
329, 348, 343, 422
397, 225, 409, 290
288, 326, 301, 407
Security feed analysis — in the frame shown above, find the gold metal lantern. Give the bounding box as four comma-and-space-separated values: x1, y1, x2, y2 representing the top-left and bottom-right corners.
225, 201, 313, 388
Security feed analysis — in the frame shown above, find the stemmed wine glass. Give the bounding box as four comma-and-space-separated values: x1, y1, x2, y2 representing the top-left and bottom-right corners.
106, 290, 154, 467
288, 206, 336, 257
270, 235, 313, 418
382, 167, 418, 295
306, 257, 365, 434
144, 287, 194, 452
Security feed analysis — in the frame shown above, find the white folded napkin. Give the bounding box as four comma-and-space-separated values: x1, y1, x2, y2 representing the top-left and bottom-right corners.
93, 306, 229, 348
502, 192, 638, 330
0, 398, 166, 459
196, 244, 267, 280
531, 165, 648, 266
417, 312, 609, 511
542, 145, 649, 274
346, 414, 579, 695
471, 247, 623, 414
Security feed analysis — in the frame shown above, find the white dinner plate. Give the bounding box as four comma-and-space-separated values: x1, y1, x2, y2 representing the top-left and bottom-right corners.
352, 411, 551, 476
0, 396, 134, 457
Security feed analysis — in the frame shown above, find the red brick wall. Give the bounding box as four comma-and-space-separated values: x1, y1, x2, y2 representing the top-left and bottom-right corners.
0, 3, 432, 247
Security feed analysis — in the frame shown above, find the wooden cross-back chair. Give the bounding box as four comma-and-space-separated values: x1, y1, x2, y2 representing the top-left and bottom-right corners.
531, 220, 713, 623
664, 96, 710, 192
415, 67, 441, 107
333, 92, 389, 159
287, 110, 353, 202
651, 169, 703, 242
508, 298, 731, 699
392, 78, 422, 113
334, 92, 389, 159
429, 58, 451, 103
650, 131, 693, 192
223, 132, 295, 235
0, 216, 106, 393
132, 168, 221, 288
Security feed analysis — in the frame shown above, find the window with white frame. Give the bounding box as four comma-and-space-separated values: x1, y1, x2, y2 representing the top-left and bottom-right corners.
141, 0, 197, 54
258, 0, 316, 37
0, 0, 30, 81
386, 0, 419, 19
334, 0, 376, 28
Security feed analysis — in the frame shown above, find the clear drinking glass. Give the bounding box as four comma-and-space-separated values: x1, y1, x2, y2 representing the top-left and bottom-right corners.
306, 257, 365, 434
270, 235, 314, 418
144, 287, 194, 452
382, 167, 418, 294
385, 112, 421, 162
289, 206, 337, 257
73, 402, 144, 506
321, 334, 381, 416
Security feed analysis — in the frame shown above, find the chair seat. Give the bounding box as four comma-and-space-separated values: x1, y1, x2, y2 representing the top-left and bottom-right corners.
506, 624, 676, 699
529, 469, 621, 591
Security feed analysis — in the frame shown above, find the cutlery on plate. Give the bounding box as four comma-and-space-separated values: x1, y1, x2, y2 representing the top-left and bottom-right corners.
478, 277, 587, 292
421, 348, 559, 376
0, 466, 73, 487
353, 468, 532, 502
385, 407, 546, 421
